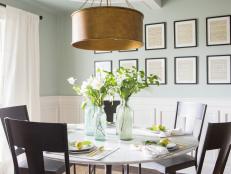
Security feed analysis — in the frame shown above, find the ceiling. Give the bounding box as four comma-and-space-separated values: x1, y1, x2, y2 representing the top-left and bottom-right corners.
19, 0, 164, 12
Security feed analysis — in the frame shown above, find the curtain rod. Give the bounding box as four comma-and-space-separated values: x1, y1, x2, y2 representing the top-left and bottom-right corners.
0, 3, 43, 20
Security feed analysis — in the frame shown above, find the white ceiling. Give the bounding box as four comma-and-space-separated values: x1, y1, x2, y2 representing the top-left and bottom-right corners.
19, 0, 164, 12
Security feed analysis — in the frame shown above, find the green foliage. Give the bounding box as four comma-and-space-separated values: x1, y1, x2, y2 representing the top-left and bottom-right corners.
68, 67, 159, 108
104, 67, 159, 101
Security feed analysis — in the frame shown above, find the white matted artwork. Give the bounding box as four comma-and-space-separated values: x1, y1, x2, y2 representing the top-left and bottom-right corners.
119, 59, 138, 70
145, 22, 166, 50
94, 60, 112, 79
206, 16, 231, 46
175, 56, 198, 84
145, 58, 166, 84
207, 55, 231, 84
174, 19, 197, 48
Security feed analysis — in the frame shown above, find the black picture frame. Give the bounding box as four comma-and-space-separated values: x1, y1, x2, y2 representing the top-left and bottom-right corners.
145, 57, 167, 85
119, 59, 139, 70
145, 22, 166, 50
174, 19, 198, 48
174, 56, 198, 84
94, 51, 112, 54
206, 15, 231, 46
94, 60, 112, 76
207, 55, 231, 84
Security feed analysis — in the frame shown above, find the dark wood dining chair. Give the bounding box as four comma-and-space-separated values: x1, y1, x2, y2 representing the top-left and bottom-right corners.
139, 101, 207, 174
196, 122, 231, 174
0, 105, 75, 174
104, 100, 120, 123
4, 118, 71, 174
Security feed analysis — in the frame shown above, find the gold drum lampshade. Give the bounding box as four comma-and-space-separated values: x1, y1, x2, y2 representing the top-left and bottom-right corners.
71, 6, 144, 51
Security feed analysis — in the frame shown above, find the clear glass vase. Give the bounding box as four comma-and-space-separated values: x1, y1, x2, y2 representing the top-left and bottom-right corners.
84, 101, 96, 136
116, 99, 133, 140
94, 106, 107, 141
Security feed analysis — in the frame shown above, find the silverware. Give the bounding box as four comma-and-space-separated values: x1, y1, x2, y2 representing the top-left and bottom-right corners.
87, 146, 104, 157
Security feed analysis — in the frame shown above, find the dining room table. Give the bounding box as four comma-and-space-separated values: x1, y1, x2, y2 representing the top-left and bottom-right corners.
44, 124, 198, 174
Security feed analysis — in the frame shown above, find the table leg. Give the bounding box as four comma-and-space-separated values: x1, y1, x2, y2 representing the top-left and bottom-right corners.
88, 165, 95, 174
105, 165, 112, 174
122, 165, 125, 174
126, 164, 129, 174
138, 163, 141, 174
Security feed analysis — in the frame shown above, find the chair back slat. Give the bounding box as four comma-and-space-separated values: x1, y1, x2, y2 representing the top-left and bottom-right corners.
174, 101, 207, 140
4, 118, 70, 174
104, 100, 120, 122
0, 105, 29, 139
197, 122, 231, 174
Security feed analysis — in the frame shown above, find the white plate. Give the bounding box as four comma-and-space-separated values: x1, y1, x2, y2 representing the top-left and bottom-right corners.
69, 142, 95, 152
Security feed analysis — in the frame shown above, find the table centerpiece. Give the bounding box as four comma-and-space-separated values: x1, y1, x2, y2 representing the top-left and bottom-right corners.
68, 71, 115, 140
105, 67, 159, 140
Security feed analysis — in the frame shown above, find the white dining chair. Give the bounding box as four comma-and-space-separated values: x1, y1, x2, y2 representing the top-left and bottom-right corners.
139, 101, 207, 174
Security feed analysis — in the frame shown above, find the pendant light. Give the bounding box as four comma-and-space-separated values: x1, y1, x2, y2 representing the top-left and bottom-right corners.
71, 0, 144, 51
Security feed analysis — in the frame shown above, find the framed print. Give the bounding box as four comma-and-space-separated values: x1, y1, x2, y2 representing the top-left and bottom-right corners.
174, 56, 198, 84
145, 22, 166, 50
206, 15, 231, 46
145, 58, 167, 85
94, 60, 112, 79
174, 19, 197, 48
119, 48, 138, 52
94, 50, 112, 54
119, 59, 138, 70
207, 55, 231, 84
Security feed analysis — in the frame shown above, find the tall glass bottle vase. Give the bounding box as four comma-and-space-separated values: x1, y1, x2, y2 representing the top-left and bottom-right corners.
116, 100, 133, 140
84, 101, 96, 136
94, 106, 107, 141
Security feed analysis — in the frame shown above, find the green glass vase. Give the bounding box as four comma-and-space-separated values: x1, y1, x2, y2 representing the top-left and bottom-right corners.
84, 101, 96, 136
94, 106, 107, 141
116, 99, 133, 140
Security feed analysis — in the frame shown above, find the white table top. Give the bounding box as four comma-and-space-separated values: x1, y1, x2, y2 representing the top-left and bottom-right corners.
44, 124, 198, 165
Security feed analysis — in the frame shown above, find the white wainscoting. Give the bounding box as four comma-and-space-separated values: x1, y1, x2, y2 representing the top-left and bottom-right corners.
40, 96, 231, 174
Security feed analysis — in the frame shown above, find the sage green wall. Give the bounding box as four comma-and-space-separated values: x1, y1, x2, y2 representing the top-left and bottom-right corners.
0, 0, 59, 95
57, 0, 231, 98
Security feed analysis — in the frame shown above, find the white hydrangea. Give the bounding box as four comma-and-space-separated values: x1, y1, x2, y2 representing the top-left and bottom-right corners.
91, 78, 104, 90
67, 77, 76, 85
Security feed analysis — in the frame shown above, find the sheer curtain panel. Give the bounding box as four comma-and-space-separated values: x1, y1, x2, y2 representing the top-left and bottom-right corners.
0, 6, 40, 174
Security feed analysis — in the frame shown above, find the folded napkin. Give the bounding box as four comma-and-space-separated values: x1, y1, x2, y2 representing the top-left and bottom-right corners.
155, 128, 185, 138
145, 145, 169, 158
170, 128, 185, 136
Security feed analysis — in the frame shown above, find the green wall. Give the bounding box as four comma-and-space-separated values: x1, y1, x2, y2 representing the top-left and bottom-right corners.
0, 0, 59, 96
2, 0, 231, 97
56, 0, 231, 98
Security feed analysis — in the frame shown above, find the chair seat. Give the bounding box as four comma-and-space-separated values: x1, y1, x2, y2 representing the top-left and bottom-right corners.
152, 154, 196, 173
18, 154, 67, 174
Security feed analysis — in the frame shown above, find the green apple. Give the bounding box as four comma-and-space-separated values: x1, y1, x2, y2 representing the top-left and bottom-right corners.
158, 138, 170, 147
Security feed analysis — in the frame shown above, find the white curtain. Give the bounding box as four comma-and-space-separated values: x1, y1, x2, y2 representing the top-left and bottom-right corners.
0, 6, 40, 174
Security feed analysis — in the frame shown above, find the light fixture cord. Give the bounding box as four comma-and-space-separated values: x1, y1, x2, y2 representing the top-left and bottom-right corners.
125, 0, 134, 9
78, 0, 89, 10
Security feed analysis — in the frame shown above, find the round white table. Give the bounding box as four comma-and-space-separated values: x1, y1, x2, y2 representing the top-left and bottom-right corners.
45, 125, 198, 174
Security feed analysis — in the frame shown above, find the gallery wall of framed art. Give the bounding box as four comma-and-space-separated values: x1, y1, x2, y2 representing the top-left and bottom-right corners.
93, 13, 231, 87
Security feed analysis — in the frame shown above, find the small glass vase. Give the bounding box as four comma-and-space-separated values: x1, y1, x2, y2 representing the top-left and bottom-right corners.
116, 99, 133, 140
94, 106, 107, 141
84, 101, 96, 136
